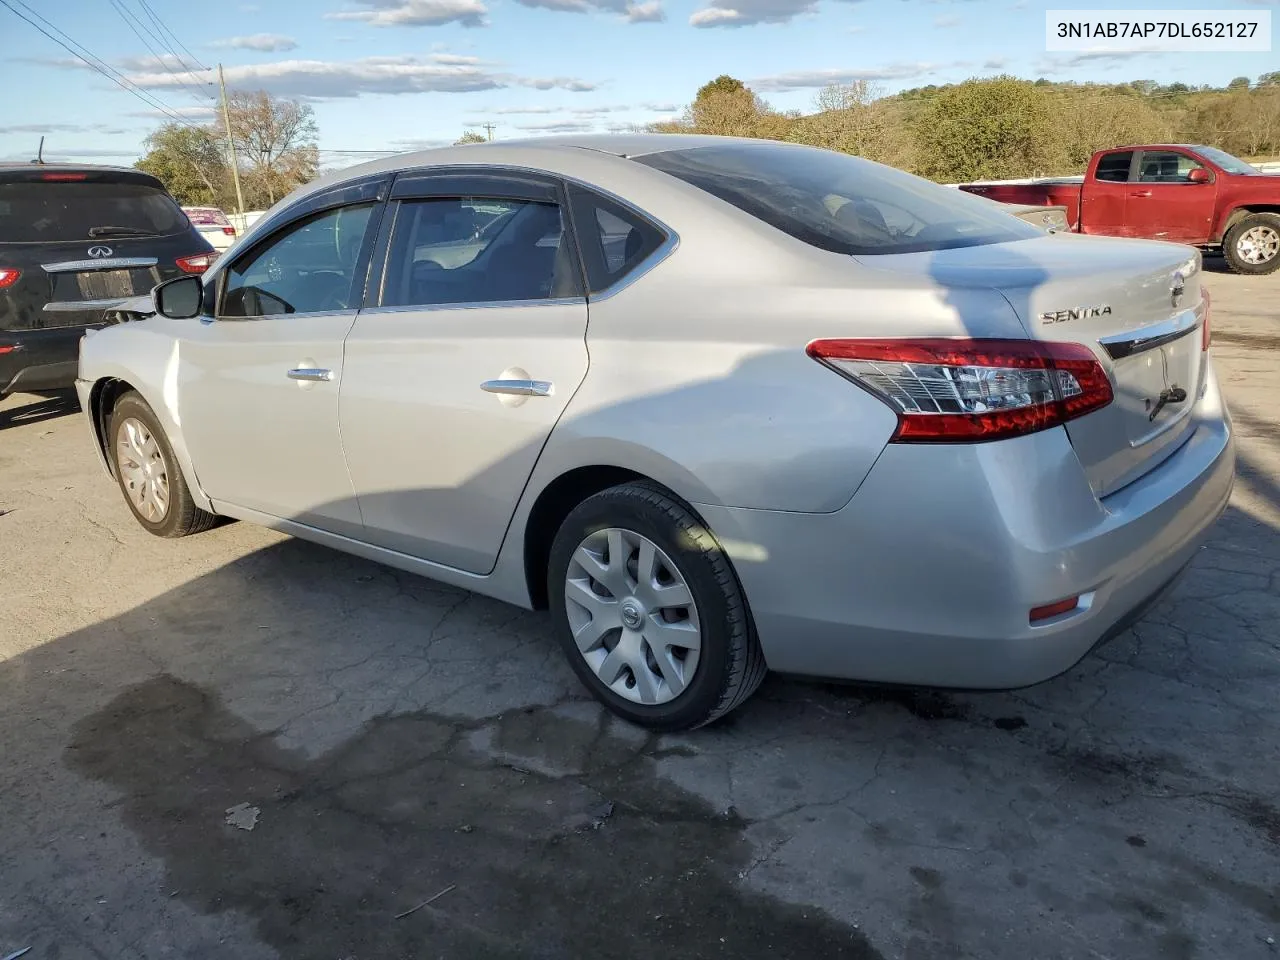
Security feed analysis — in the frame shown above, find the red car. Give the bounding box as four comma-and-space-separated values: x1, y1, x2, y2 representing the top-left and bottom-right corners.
959, 144, 1280, 275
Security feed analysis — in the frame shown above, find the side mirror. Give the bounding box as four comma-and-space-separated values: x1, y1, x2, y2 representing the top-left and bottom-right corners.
1187, 168, 1212, 184
153, 274, 204, 319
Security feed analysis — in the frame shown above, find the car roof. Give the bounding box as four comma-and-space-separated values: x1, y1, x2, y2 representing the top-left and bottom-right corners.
0, 161, 147, 175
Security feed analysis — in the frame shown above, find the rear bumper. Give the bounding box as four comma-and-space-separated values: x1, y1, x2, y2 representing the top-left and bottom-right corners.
1, 325, 96, 395
697, 363, 1235, 689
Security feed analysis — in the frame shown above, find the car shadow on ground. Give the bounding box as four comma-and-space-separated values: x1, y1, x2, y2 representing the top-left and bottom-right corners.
3, 495, 1279, 959
0, 389, 81, 431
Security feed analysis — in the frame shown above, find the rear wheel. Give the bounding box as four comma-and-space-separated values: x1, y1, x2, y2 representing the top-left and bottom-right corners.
547, 481, 767, 731
109, 391, 218, 538
1223, 213, 1280, 275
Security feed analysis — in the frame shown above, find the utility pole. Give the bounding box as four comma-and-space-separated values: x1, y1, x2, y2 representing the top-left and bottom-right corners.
218, 63, 246, 223
482, 123, 496, 141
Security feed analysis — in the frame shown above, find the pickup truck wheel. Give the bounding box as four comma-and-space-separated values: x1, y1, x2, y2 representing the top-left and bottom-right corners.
1223, 213, 1280, 275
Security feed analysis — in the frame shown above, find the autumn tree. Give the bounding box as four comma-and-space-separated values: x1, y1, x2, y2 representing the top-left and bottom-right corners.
225, 90, 319, 207
455, 130, 487, 144
136, 124, 230, 206
914, 76, 1056, 182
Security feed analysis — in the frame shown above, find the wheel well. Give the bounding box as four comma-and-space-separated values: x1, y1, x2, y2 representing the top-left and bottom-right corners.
1224, 206, 1280, 234
523, 465, 643, 610
88, 377, 136, 477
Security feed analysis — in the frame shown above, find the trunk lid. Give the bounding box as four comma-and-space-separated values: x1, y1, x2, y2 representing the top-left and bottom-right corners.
853, 233, 1206, 497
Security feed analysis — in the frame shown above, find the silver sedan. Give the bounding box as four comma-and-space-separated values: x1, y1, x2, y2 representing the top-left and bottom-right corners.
76, 134, 1234, 730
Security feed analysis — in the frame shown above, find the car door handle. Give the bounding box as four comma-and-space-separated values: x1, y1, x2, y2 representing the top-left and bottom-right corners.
1129, 190, 1153, 198
287, 367, 334, 382
480, 378, 553, 397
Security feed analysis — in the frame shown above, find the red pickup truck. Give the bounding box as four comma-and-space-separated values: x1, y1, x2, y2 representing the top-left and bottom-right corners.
958, 144, 1280, 275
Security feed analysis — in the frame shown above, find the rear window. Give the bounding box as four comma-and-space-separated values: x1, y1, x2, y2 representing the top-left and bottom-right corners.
0, 180, 188, 243
183, 207, 232, 227
633, 142, 1040, 256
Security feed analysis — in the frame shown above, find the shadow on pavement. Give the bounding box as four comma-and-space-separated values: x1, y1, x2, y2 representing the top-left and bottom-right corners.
0, 389, 81, 431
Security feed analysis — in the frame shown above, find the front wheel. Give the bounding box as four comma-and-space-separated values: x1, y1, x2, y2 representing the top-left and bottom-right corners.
109, 391, 218, 538
547, 481, 766, 731
1223, 213, 1280, 275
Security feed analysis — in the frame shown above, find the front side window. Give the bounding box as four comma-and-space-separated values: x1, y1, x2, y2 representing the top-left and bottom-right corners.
381, 196, 580, 307
1137, 151, 1205, 183
220, 203, 375, 318
634, 142, 1040, 256
1094, 151, 1135, 182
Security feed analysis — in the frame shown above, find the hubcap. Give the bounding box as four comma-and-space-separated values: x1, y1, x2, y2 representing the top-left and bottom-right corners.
116, 417, 170, 523
564, 527, 702, 706
1238, 225, 1280, 265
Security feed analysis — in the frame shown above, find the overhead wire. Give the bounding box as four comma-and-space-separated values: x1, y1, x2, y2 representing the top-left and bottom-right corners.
137, 0, 209, 72
106, 0, 216, 105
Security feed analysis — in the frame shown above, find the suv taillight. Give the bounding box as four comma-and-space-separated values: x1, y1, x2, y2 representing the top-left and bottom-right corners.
0, 268, 20, 289
807, 338, 1114, 443
222, 226, 236, 236
176, 253, 216, 274
1201, 288, 1211, 351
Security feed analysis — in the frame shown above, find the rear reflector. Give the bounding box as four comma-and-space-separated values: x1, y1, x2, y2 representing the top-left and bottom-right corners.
0, 267, 20, 289
807, 338, 1114, 443
40, 172, 88, 181
175, 253, 216, 274
1030, 596, 1080, 623
1201, 288, 1212, 351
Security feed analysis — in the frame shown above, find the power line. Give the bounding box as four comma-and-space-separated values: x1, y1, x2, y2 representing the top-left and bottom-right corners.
106, 0, 215, 104
122, 0, 216, 100
0, 0, 201, 130
136, 0, 209, 72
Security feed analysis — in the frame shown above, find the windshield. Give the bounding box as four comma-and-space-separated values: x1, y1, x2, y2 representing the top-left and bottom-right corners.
1193, 145, 1259, 176
634, 142, 1041, 256
0, 180, 188, 243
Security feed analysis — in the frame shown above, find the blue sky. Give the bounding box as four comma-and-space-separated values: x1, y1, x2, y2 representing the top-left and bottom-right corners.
0, 0, 1276, 167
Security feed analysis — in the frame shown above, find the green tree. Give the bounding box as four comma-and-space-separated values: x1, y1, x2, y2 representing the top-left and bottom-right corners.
1228, 76, 1251, 91
455, 131, 486, 144
695, 75, 746, 101
1257, 72, 1280, 88
914, 76, 1055, 182
135, 123, 230, 206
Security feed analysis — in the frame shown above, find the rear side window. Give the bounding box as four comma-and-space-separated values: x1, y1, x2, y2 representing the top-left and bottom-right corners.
0, 180, 188, 242
380, 196, 581, 307
1094, 152, 1134, 182
634, 143, 1039, 256
568, 185, 666, 293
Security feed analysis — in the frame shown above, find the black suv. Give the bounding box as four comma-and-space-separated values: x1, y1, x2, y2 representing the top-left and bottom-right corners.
0, 164, 216, 397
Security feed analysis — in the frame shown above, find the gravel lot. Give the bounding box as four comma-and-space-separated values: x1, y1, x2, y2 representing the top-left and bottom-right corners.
2, 264, 1278, 960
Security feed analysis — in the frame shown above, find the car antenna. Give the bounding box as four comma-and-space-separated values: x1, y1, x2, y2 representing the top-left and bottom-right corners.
32, 136, 45, 165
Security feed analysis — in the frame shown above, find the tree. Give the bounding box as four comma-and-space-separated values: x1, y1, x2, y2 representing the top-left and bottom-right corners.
135, 123, 230, 206
225, 90, 319, 207
695, 75, 746, 101
1258, 72, 1280, 88
1228, 76, 1251, 91
455, 131, 486, 145
914, 76, 1056, 182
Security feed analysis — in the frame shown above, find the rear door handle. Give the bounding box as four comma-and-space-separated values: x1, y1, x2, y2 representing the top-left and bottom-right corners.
1129, 190, 1153, 198
287, 367, 334, 382
480, 378, 553, 397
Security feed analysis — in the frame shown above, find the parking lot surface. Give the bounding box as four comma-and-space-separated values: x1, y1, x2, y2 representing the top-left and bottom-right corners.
2, 265, 1278, 960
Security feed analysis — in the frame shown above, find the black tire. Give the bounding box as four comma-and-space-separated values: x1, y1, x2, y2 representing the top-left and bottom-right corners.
109, 391, 218, 538
547, 481, 767, 731
1222, 213, 1280, 276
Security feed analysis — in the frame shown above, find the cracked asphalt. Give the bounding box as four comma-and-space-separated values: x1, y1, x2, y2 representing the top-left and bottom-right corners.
2, 264, 1278, 960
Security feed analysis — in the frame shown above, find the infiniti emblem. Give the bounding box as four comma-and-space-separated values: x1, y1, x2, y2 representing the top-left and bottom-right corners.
87, 245, 113, 258
1171, 271, 1185, 309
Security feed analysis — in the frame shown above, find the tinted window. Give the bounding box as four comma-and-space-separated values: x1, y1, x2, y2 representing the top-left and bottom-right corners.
381, 197, 580, 307
220, 203, 374, 318
568, 186, 666, 293
0, 180, 188, 242
1138, 151, 1204, 183
1094, 152, 1134, 182
1193, 145, 1257, 175
634, 143, 1039, 256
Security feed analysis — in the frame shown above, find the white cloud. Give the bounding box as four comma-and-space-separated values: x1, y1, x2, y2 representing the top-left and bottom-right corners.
209, 34, 299, 52
127, 105, 220, 120
933, 13, 960, 27
118, 55, 595, 99
509, 0, 664, 20
1036, 50, 1166, 73
516, 120, 596, 132
751, 61, 960, 91
0, 122, 137, 135
689, 0, 860, 27
641, 101, 679, 112
325, 0, 488, 28
982, 57, 1009, 70
626, 1, 665, 20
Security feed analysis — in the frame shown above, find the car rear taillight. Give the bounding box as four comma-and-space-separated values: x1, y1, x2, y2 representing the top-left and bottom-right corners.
222, 226, 236, 236
175, 253, 216, 274
40, 172, 88, 181
1201, 288, 1211, 351
0, 268, 20, 289
806, 338, 1114, 443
